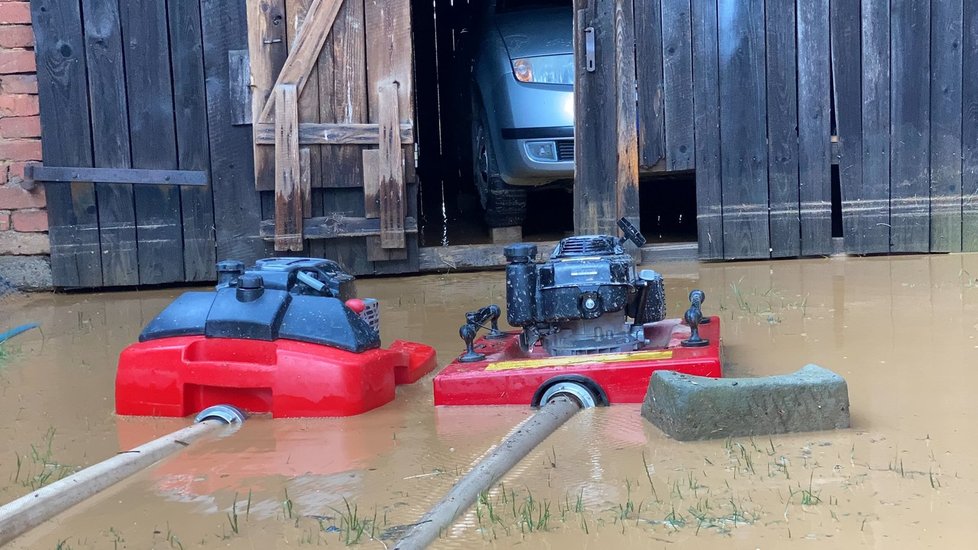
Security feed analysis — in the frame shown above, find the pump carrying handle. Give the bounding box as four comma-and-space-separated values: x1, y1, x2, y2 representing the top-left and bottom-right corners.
617, 217, 646, 248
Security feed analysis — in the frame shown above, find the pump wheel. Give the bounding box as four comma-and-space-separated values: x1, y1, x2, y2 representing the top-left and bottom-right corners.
539, 381, 598, 409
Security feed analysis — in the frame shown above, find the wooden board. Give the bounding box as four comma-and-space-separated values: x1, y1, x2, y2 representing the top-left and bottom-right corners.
717, 0, 769, 259
260, 216, 418, 239
318, 0, 367, 189
964, 0, 978, 251
830, 0, 862, 255
168, 0, 216, 281
80, 0, 136, 286
274, 84, 304, 251
378, 83, 406, 249
634, 0, 664, 168
253, 122, 414, 145
689, 0, 722, 259
858, 0, 892, 254
615, 0, 640, 235
796, 0, 831, 256
120, 0, 183, 285
889, 0, 931, 252
201, 0, 269, 263
660, 0, 694, 171
766, 0, 800, 257
30, 0, 102, 288
246, 0, 288, 191
286, 0, 322, 191
929, 0, 963, 252
228, 50, 252, 126
26, 166, 206, 185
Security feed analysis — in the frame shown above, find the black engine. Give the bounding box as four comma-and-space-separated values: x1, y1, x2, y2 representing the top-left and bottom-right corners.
503, 218, 666, 356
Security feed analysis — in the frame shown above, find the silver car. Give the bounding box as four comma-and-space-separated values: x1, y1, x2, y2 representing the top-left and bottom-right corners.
470, 0, 574, 227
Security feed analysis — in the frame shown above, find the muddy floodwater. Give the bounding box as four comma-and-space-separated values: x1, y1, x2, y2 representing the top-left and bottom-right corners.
2, 254, 978, 549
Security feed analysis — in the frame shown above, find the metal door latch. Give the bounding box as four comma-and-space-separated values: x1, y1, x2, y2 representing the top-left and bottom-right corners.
584, 27, 595, 72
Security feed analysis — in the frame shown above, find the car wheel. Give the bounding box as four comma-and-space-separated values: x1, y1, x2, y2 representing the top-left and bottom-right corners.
471, 100, 528, 228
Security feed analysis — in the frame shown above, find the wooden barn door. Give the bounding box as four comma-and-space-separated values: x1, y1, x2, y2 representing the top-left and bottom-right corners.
248, 0, 419, 275
29, 0, 224, 288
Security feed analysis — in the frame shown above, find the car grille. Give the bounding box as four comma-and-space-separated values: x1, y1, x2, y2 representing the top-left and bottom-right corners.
556, 139, 574, 161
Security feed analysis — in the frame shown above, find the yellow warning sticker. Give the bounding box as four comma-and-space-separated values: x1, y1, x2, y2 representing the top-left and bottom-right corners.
485, 350, 673, 372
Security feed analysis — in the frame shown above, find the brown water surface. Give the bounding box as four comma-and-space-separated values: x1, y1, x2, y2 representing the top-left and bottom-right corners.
1, 254, 977, 548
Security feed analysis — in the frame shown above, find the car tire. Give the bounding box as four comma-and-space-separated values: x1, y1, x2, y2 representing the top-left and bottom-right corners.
472, 98, 528, 228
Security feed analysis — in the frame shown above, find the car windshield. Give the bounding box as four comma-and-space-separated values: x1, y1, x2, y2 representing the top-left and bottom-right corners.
496, 0, 571, 13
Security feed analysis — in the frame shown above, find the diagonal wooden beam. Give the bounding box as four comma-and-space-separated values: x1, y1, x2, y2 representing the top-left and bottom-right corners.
258, 0, 344, 123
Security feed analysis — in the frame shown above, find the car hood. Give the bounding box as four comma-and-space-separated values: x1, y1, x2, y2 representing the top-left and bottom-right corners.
493, 8, 573, 59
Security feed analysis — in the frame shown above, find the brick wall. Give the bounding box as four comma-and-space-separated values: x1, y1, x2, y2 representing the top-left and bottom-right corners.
0, 0, 49, 288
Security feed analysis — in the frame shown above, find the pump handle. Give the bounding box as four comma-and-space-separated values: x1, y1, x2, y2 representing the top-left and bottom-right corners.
617, 217, 646, 248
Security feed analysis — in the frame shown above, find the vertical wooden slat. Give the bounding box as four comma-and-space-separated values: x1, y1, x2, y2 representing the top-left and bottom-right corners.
574, 0, 618, 235
365, 0, 413, 131
30, 0, 102, 288
169, 0, 216, 281
717, 0, 768, 259
615, 0, 640, 234
120, 0, 184, 284
690, 0, 722, 259
964, 0, 978, 251
286, 0, 322, 191
889, 0, 930, 252
246, 0, 287, 191
660, 0, 694, 171
274, 84, 303, 251
80, 0, 136, 286
319, 0, 367, 189
362, 149, 380, 218
765, 0, 800, 257
830, 0, 862, 255
201, 0, 269, 263
858, 0, 891, 254
378, 83, 405, 249
929, 0, 963, 252
634, 0, 664, 169
300, 147, 312, 217
796, 0, 831, 256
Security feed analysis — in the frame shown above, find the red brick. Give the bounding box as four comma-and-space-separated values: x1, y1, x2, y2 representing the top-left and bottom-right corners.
0, 2, 30, 24
0, 229, 49, 255
0, 94, 37, 116
0, 210, 9, 231
6, 160, 30, 180
0, 24, 32, 48
0, 115, 38, 138
11, 208, 45, 232
0, 139, 40, 161
0, 184, 44, 208
0, 49, 35, 74
0, 74, 36, 94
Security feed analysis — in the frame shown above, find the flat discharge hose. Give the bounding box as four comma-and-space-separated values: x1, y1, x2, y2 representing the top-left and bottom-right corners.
0, 405, 245, 547
394, 396, 584, 550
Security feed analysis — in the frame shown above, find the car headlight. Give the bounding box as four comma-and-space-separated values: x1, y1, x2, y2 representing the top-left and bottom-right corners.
511, 54, 574, 85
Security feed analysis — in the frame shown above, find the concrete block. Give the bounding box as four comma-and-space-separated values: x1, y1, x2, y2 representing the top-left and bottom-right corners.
0, 255, 52, 291
642, 365, 850, 441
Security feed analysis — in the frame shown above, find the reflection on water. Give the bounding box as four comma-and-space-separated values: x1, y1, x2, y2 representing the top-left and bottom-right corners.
2, 254, 978, 547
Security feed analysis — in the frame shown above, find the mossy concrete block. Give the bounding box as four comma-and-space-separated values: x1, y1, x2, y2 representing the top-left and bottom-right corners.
642, 365, 850, 441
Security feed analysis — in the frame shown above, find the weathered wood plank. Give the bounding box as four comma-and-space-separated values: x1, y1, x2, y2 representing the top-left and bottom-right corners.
246, 0, 288, 191
365, 0, 413, 130
300, 147, 312, 217
201, 0, 269, 264
964, 0, 978, 250
31, 0, 102, 288
929, 0, 963, 252
260, 0, 343, 121
634, 0, 664, 168
169, 0, 217, 281
227, 49, 252, 126
319, 0, 367, 189
717, 0, 769, 258
362, 149, 380, 218
80, 0, 135, 286
889, 0, 931, 252
615, 0, 640, 237
120, 0, 184, 284
857, 0, 891, 254
574, 0, 618, 235
797, 0, 831, 256
660, 0, 694, 171
690, 0, 722, 259
274, 84, 304, 251
766, 0, 800, 257
832, 0, 865, 254
378, 83, 406, 249
286, 0, 322, 191
254, 122, 414, 145
260, 215, 419, 239
26, 166, 207, 186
